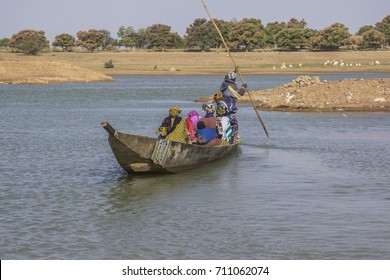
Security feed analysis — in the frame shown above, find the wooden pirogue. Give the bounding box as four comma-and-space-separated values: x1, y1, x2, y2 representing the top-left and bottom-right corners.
101, 122, 239, 174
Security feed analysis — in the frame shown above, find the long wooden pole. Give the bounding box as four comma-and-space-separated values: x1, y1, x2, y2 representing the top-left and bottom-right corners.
200, 0, 270, 139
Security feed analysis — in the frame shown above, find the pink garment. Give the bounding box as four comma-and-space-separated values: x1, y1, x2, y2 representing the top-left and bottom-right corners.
186, 118, 196, 141
187, 110, 201, 127
185, 110, 201, 142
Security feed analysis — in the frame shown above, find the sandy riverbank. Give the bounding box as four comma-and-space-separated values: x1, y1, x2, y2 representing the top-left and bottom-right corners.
197, 76, 390, 112
0, 60, 113, 84
1, 51, 389, 111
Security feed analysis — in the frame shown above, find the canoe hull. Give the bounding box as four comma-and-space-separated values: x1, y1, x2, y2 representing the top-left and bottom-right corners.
102, 122, 239, 174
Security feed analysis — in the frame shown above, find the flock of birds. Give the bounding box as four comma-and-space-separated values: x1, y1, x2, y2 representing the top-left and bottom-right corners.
226, 53, 382, 70
273, 60, 381, 70
274, 63, 302, 69
323, 59, 381, 67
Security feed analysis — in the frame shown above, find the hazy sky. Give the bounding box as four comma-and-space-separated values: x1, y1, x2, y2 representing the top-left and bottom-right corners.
1, 0, 389, 42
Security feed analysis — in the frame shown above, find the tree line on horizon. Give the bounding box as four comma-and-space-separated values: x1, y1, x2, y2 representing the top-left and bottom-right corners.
1, 15, 389, 55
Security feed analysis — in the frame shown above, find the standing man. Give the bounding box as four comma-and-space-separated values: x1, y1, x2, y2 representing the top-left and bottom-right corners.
218, 70, 247, 143
220, 69, 247, 104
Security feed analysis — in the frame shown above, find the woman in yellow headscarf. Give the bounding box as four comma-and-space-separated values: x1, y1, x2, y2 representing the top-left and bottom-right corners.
156, 106, 190, 144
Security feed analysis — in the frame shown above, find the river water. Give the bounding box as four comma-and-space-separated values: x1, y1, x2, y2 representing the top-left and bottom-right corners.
1, 73, 389, 259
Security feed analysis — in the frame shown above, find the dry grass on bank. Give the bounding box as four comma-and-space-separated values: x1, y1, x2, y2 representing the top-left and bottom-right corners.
0, 60, 113, 84
0, 49, 389, 77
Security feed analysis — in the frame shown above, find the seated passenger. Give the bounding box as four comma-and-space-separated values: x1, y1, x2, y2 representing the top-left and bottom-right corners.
185, 110, 201, 144
196, 120, 222, 146
216, 101, 233, 145
196, 103, 222, 146
156, 106, 190, 144
202, 103, 215, 118
214, 91, 239, 144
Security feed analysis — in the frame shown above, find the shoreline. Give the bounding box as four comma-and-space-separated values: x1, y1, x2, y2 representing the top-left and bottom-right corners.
102, 68, 390, 76
251, 77, 390, 112
1, 51, 389, 112
1, 50, 389, 78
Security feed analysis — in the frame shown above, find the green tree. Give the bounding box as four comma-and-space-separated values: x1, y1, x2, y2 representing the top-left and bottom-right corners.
99, 29, 116, 51
375, 15, 390, 46
350, 35, 363, 47
136, 28, 148, 49
8, 29, 49, 55
264, 22, 287, 48
209, 19, 234, 49
362, 29, 385, 48
0, 37, 10, 48
276, 27, 315, 49
287, 18, 307, 29
76, 29, 104, 52
310, 23, 351, 50
275, 19, 315, 50
117, 26, 138, 49
166, 32, 184, 49
356, 25, 373, 36
184, 18, 215, 51
52, 33, 75, 51
228, 18, 265, 51
146, 24, 179, 51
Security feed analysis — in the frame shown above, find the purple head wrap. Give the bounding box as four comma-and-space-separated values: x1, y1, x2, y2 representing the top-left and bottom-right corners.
187, 110, 201, 126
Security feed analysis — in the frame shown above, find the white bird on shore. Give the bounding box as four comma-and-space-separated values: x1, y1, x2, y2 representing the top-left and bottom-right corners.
285, 92, 294, 103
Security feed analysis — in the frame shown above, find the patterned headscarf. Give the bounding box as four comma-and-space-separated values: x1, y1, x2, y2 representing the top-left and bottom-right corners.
202, 103, 215, 114
216, 102, 228, 117
213, 92, 223, 102
220, 71, 236, 92
169, 106, 182, 117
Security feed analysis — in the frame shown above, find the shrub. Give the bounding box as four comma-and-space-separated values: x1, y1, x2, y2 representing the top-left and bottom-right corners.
0, 38, 10, 48
104, 59, 114, 68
